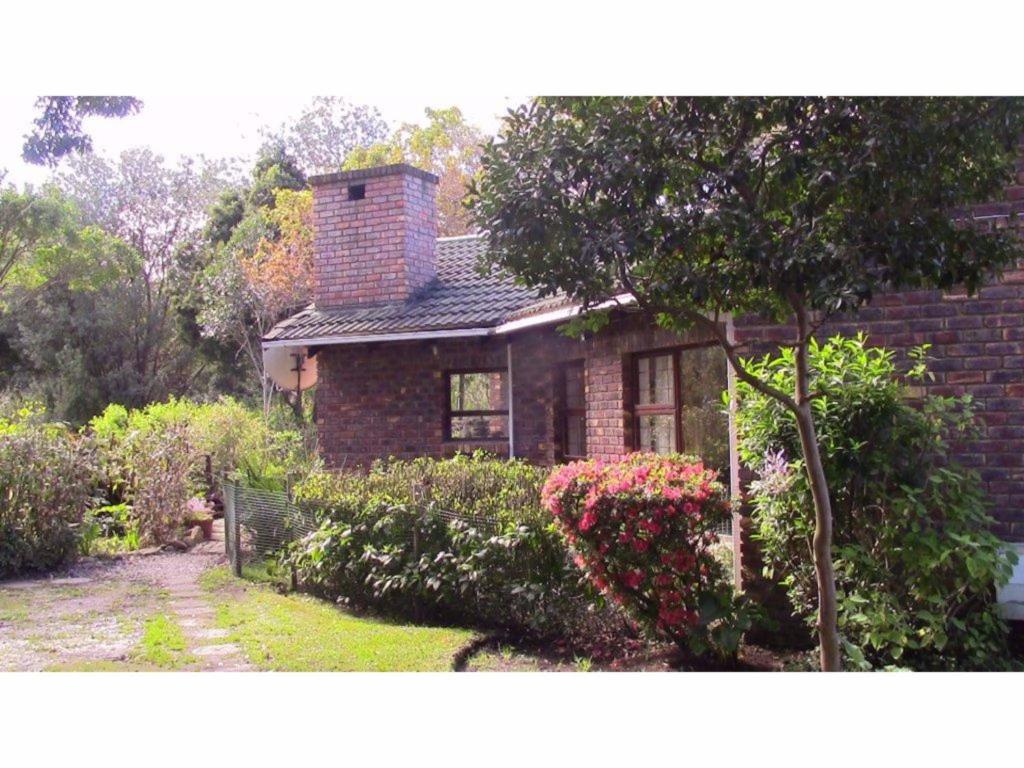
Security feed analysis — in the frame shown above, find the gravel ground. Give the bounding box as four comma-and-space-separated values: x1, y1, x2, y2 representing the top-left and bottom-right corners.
0, 522, 251, 671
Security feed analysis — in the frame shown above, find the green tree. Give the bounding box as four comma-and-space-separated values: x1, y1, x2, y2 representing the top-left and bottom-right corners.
247, 139, 307, 210
469, 97, 1024, 671
345, 107, 484, 236
22, 97, 142, 166
0, 181, 72, 294
261, 96, 390, 177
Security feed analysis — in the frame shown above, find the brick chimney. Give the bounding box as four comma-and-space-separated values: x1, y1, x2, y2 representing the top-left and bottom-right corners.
310, 164, 439, 308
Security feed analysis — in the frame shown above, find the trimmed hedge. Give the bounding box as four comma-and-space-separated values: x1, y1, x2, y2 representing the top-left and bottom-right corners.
286, 453, 595, 638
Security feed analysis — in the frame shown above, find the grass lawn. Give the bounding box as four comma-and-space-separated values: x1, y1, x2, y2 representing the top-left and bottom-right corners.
136, 613, 196, 669
200, 566, 478, 671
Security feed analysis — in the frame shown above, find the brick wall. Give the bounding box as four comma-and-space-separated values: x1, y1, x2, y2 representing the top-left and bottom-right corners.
315, 337, 511, 467
310, 164, 439, 309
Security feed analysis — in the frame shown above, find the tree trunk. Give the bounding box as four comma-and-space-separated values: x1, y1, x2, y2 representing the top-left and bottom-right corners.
793, 341, 842, 672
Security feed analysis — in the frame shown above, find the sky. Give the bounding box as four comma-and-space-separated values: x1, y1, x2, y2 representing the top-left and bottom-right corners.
0, 94, 526, 187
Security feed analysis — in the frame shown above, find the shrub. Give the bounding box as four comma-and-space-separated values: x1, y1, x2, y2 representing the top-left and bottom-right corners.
88, 396, 316, 544
541, 453, 750, 659
736, 334, 1018, 670
286, 454, 593, 638
0, 421, 98, 576
299, 451, 547, 524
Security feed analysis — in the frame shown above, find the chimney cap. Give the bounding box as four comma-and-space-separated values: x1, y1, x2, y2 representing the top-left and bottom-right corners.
309, 163, 439, 187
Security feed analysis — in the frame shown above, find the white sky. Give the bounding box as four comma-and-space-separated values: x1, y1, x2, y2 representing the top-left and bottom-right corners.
0, 94, 525, 187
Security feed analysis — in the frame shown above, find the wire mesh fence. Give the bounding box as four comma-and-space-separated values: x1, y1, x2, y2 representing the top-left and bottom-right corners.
222, 483, 318, 575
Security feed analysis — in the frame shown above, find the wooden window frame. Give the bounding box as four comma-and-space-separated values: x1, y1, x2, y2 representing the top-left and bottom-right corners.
555, 359, 587, 462
631, 342, 720, 454
443, 367, 509, 442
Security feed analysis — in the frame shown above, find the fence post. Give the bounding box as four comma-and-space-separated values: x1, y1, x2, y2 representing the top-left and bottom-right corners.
233, 485, 242, 577
223, 482, 233, 559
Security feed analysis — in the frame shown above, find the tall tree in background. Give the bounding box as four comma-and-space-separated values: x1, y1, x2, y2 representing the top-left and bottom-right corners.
47, 149, 237, 408
469, 97, 1024, 671
195, 189, 314, 415
345, 107, 484, 236
22, 97, 142, 167
261, 96, 389, 176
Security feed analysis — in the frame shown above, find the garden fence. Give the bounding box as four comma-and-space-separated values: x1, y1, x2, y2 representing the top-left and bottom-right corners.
222, 482, 317, 576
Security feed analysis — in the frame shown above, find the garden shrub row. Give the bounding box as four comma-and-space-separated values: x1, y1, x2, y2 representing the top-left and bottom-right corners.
285, 451, 749, 658
286, 453, 595, 639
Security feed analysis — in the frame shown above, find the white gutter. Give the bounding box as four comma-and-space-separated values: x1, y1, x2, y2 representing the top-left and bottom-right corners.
261, 293, 638, 350
262, 326, 493, 349
495, 293, 637, 335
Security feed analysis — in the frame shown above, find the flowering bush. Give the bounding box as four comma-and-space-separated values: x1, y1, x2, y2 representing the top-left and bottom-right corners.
542, 453, 750, 658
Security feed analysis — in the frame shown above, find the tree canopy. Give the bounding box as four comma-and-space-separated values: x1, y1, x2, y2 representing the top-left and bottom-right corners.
346, 107, 484, 236
22, 97, 143, 167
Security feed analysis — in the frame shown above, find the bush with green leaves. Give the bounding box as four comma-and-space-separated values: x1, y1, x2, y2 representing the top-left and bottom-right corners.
90, 396, 313, 493
736, 334, 1017, 670
0, 414, 99, 576
286, 453, 595, 638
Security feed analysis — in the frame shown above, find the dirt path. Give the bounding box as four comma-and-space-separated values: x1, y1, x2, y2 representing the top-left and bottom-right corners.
0, 521, 252, 672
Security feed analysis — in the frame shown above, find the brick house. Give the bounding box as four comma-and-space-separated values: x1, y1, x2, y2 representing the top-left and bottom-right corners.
264, 162, 1024, 615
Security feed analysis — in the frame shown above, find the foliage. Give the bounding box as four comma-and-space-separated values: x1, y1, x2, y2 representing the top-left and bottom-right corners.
22, 97, 142, 166
192, 173, 314, 414
261, 96, 390, 177
345, 106, 483, 236
201, 566, 475, 672
241, 188, 314, 320
469, 96, 1024, 671
246, 140, 307, 210
736, 335, 1018, 670
0, 419, 98, 576
89, 396, 314, 502
287, 453, 593, 638
1, 150, 238, 422
541, 453, 749, 659
471, 97, 1024, 322
0, 184, 74, 295
295, 450, 548, 524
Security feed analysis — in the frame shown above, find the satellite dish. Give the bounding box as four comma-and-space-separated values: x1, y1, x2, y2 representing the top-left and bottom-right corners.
263, 345, 318, 391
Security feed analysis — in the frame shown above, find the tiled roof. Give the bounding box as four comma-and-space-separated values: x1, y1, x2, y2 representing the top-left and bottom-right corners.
264, 235, 558, 343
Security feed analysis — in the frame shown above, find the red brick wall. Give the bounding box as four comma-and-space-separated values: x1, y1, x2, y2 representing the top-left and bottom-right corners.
315, 337, 509, 467
311, 164, 438, 309
732, 270, 1024, 541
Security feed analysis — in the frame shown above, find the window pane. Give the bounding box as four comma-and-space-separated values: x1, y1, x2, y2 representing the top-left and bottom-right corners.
637, 354, 674, 405
449, 371, 507, 411
450, 414, 509, 440
566, 414, 586, 458
638, 414, 675, 455
679, 346, 730, 476
564, 363, 585, 410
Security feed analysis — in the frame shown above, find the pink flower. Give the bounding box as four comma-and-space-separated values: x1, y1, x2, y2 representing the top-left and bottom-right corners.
621, 569, 644, 589
580, 510, 598, 531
